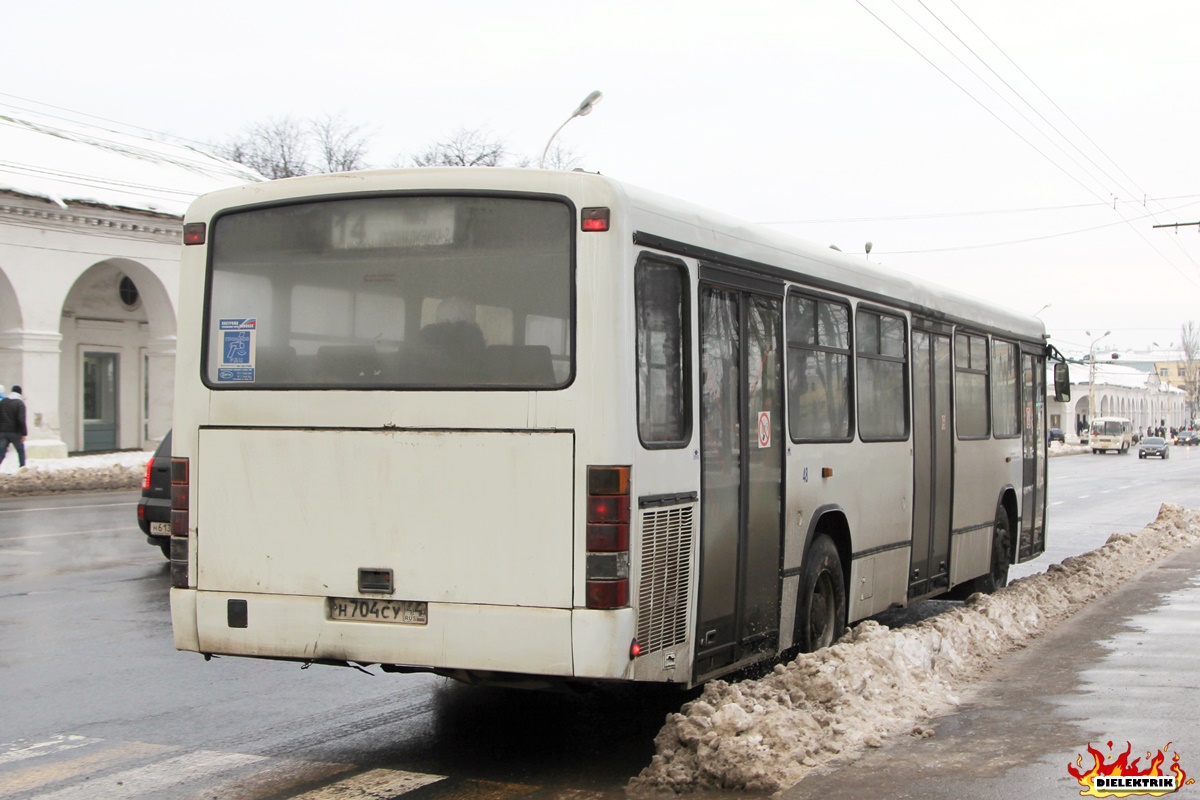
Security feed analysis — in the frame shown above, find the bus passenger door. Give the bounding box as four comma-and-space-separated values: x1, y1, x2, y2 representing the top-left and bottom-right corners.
910, 326, 952, 598
695, 279, 784, 676
1019, 351, 1047, 560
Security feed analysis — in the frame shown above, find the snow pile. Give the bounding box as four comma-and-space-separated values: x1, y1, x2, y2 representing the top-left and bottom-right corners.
630, 504, 1200, 794
0, 451, 154, 496
1049, 442, 1090, 457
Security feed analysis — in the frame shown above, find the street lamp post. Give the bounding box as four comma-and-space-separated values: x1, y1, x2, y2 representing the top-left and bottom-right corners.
539, 90, 604, 169
1086, 330, 1111, 441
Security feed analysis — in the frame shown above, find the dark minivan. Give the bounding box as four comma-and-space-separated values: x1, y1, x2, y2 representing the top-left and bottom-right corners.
137, 430, 172, 558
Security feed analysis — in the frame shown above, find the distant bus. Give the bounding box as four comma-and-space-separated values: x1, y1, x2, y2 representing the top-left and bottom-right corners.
167, 168, 1069, 688
1090, 416, 1132, 454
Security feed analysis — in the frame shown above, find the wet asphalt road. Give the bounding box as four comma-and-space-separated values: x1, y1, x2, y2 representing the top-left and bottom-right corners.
0, 491, 688, 799
2, 448, 1200, 798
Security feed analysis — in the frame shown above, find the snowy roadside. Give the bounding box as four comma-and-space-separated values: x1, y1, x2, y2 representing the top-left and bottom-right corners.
0, 450, 154, 496
630, 504, 1200, 795
1049, 442, 1090, 457
0, 439, 1088, 497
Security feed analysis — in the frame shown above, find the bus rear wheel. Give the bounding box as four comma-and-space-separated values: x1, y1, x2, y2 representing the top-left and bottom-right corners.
974, 505, 1012, 594
797, 534, 846, 652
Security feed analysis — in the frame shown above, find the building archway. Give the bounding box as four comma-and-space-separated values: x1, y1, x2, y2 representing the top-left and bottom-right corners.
59, 259, 175, 451
0, 267, 25, 390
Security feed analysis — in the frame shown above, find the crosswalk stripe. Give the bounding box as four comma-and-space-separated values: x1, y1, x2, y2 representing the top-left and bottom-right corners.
0, 742, 173, 796
0, 737, 587, 800
440, 779, 543, 800
289, 767, 446, 799
25, 750, 267, 800
0, 736, 101, 766
186, 758, 357, 800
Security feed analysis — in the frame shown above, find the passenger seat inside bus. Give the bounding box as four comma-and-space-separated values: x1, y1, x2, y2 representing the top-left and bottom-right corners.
255, 345, 297, 383
484, 344, 555, 386
316, 345, 384, 382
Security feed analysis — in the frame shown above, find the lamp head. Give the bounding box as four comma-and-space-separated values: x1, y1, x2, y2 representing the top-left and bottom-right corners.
574, 90, 604, 118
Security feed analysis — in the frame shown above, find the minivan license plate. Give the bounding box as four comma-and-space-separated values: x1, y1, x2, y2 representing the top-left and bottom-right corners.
328, 597, 427, 625
150, 522, 171, 534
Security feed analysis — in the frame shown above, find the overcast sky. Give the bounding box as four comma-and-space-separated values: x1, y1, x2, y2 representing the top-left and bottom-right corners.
6, 0, 1199, 357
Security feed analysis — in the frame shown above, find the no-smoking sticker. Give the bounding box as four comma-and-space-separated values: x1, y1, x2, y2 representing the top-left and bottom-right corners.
758, 411, 771, 448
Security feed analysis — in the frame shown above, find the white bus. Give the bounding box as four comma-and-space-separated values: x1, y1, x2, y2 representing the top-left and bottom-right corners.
1089, 416, 1132, 454
168, 168, 1069, 688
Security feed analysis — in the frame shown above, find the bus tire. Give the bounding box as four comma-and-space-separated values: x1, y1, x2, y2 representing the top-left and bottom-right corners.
974, 505, 1012, 595
797, 534, 846, 652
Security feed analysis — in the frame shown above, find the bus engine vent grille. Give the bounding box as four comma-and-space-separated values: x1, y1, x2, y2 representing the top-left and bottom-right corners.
637, 504, 694, 655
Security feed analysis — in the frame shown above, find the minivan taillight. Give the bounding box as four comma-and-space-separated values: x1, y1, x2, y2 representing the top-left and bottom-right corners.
170, 457, 190, 588
141, 458, 153, 491
585, 465, 630, 610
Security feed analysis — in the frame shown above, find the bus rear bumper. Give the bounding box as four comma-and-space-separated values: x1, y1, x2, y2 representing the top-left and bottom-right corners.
174, 590, 584, 677
170, 587, 199, 652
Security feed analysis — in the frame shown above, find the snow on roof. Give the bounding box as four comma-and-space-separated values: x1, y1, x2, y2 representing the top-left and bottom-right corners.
0, 109, 261, 217
1065, 360, 1182, 393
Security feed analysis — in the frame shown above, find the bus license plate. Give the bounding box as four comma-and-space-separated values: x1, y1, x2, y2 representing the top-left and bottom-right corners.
150, 522, 171, 534
328, 597, 427, 625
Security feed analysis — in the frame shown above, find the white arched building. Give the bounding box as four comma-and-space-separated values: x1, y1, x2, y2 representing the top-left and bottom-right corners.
0, 110, 259, 456
1046, 360, 1187, 441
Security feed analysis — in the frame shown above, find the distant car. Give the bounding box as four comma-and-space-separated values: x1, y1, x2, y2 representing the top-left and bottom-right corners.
137, 430, 172, 558
1048, 427, 1065, 444
1175, 430, 1200, 446
1139, 436, 1170, 459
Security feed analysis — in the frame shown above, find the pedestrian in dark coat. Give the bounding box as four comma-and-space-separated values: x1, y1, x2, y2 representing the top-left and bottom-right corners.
0, 385, 28, 468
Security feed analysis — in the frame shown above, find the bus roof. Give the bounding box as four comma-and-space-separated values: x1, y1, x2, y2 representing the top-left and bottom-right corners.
186, 167, 1047, 344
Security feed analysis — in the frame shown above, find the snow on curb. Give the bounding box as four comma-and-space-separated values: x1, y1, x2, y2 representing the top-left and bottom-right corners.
0, 452, 153, 496
629, 504, 1200, 795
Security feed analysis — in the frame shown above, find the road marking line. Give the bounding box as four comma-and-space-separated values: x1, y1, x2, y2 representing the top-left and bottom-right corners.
450, 778, 547, 800
290, 767, 446, 799
198, 758, 357, 800
0, 502, 135, 515
24, 750, 267, 800
0, 741, 173, 795
0, 735, 100, 766
0, 527, 133, 542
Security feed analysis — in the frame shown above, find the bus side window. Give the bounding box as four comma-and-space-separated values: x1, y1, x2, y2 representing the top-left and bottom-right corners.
635, 257, 690, 447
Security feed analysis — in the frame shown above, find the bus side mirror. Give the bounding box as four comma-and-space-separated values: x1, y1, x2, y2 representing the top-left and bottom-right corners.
1054, 362, 1071, 402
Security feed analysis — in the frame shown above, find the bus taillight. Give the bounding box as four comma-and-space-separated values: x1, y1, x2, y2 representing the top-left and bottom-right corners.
170, 457, 190, 588
585, 466, 630, 610
580, 207, 610, 232
183, 222, 206, 245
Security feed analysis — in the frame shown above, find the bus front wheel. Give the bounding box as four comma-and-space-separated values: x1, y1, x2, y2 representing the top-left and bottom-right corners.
797, 534, 847, 652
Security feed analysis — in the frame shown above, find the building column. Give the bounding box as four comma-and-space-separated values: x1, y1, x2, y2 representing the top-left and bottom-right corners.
0, 329, 67, 458
144, 336, 175, 448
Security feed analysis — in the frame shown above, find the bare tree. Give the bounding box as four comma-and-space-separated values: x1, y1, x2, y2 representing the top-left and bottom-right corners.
311, 113, 370, 173
411, 128, 507, 167
1181, 321, 1199, 423
537, 142, 583, 171
220, 116, 312, 179
220, 114, 372, 178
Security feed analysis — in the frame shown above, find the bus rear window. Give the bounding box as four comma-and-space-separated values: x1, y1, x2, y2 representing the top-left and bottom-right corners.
204, 195, 573, 389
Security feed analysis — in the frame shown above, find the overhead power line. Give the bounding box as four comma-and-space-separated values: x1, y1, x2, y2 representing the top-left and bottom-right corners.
856, 0, 1200, 282
760, 194, 1200, 225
